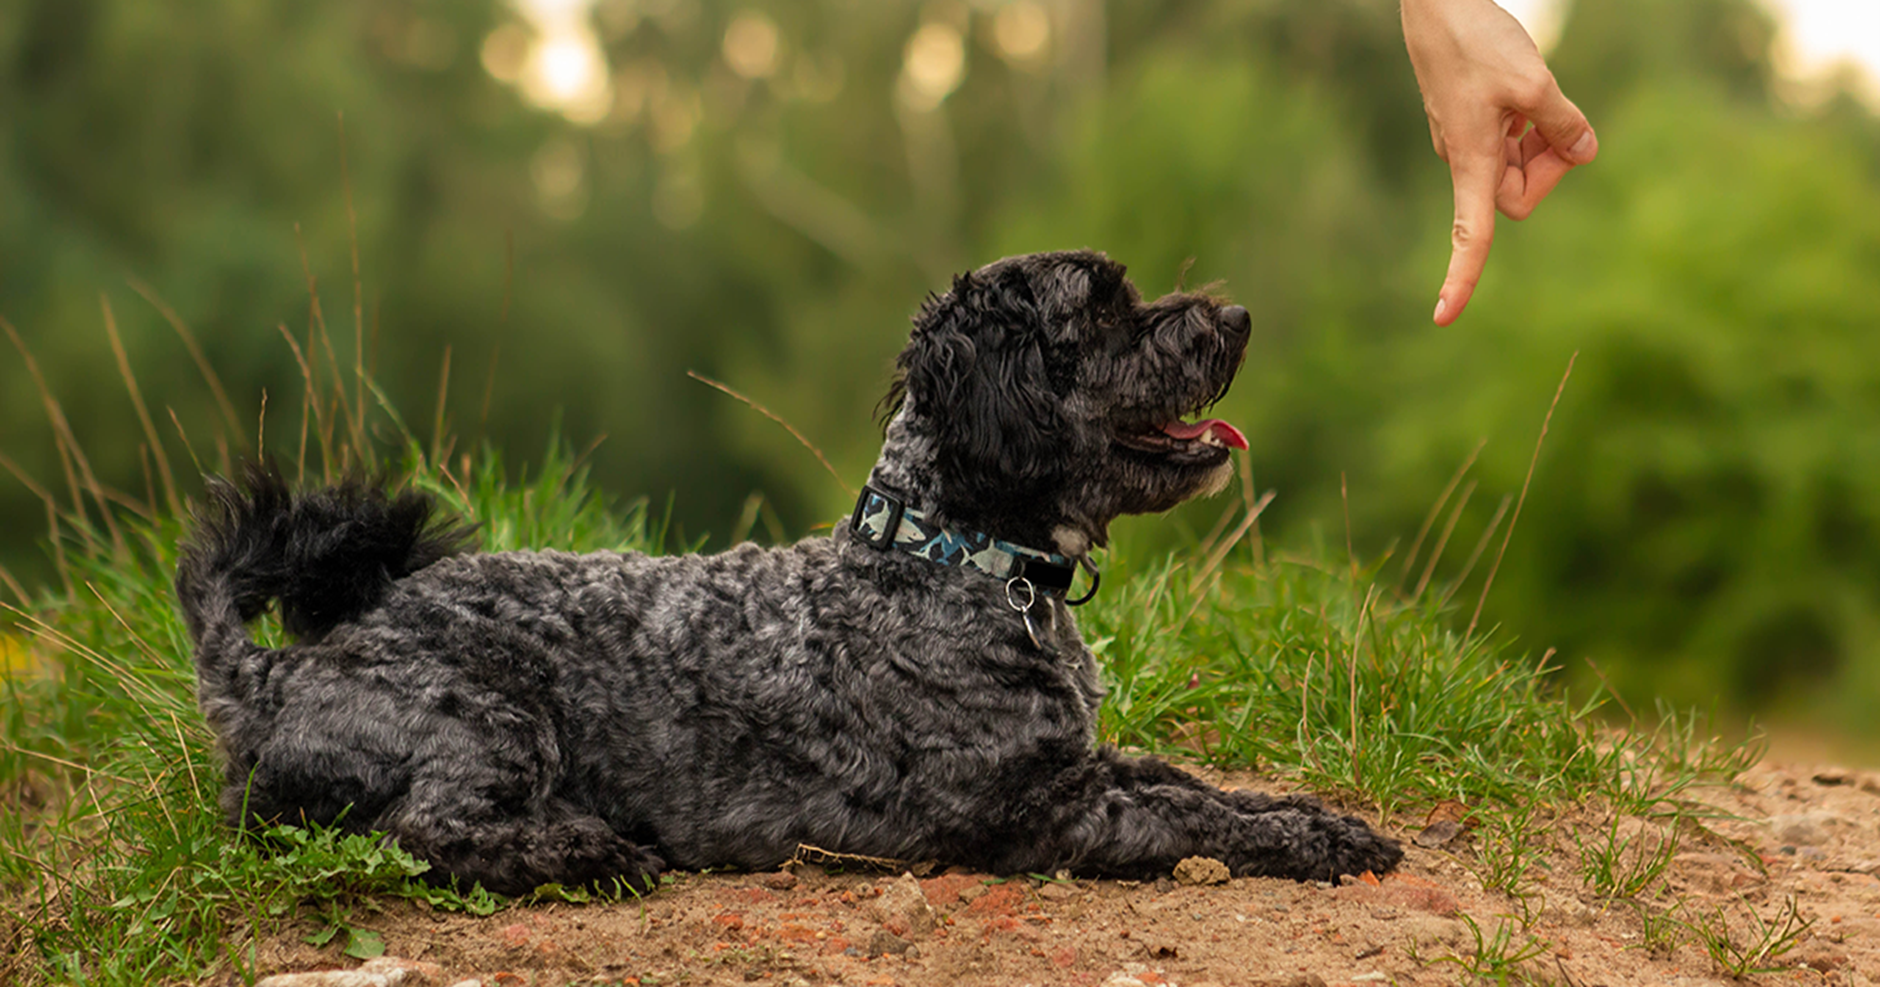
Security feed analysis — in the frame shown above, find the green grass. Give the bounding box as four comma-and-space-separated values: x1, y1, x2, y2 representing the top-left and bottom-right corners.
1082, 544, 1758, 824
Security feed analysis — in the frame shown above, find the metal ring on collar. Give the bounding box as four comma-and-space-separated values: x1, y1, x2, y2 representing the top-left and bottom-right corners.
1004, 576, 1036, 613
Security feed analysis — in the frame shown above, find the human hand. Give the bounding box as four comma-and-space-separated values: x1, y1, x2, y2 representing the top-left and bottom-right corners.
1402, 0, 1597, 325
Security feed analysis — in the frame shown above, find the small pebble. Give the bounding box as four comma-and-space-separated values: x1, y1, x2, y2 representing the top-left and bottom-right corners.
1040, 881, 1079, 901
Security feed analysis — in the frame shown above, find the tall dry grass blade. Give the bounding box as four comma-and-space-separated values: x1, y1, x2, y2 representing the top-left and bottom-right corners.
431, 345, 453, 468
0, 739, 133, 785
257, 389, 268, 461
171, 710, 203, 794
101, 295, 181, 517
313, 320, 364, 468
294, 225, 337, 479
0, 451, 58, 520
0, 601, 174, 711
1194, 465, 1250, 564
41, 502, 72, 600
1583, 655, 1638, 723
338, 111, 368, 457
569, 433, 609, 479
3, 318, 87, 530
1440, 493, 1511, 611
1340, 472, 1356, 581
3, 318, 123, 555
82, 581, 164, 665
126, 276, 244, 442
93, 483, 154, 520
278, 323, 327, 481
0, 563, 27, 609
1398, 437, 1487, 588
298, 380, 312, 481
1180, 489, 1276, 629
1191, 455, 1263, 564
0, 451, 72, 599
1238, 452, 1265, 568
757, 497, 788, 544
688, 371, 855, 497
730, 492, 766, 546
167, 407, 206, 477
1189, 490, 1276, 596
68, 448, 123, 559
357, 370, 420, 449
1468, 352, 1577, 640
1195, 491, 1238, 559
1412, 479, 1476, 600
137, 444, 156, 515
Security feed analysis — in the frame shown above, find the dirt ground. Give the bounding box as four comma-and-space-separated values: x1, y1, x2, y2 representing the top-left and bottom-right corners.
238, 761, 1880, 987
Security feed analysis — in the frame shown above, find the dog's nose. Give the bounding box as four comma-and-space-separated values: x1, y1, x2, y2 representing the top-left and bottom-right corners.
1220, 305, 1251, 337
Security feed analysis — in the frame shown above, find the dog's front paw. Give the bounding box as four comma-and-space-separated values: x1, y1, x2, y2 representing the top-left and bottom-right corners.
1228, 805, 1402, 883
1321, 812, 1403, 881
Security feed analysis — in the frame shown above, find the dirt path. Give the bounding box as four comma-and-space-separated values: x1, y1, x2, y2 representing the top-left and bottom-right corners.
242, 763, 1880, 987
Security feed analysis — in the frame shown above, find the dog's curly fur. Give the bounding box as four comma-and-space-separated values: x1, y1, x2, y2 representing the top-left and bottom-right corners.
176, 250, 1401, 896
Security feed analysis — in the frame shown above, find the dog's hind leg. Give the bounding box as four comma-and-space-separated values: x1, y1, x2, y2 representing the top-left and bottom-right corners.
987, 746, 1401, 883
370, 718, 665, 897
386, 798, 665, 898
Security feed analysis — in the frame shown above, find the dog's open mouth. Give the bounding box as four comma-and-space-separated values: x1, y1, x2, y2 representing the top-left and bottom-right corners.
1115, 416, 1249, 456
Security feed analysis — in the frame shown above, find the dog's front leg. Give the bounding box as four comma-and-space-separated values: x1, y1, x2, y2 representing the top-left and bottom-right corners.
990, 746, 1402, 883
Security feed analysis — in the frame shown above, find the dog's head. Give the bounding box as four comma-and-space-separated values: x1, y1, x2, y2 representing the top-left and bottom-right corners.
875, 250, 1250, 554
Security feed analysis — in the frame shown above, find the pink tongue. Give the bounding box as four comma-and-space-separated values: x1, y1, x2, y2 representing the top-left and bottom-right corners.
1160, 418, 1249, 451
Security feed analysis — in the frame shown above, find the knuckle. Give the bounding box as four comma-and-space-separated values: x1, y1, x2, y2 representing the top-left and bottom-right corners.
1449, 212, 1496, 254
1511, 71, 1558, 111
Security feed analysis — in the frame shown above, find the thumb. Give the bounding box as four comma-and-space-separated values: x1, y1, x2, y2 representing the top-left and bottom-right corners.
1517, 77, 1597, 166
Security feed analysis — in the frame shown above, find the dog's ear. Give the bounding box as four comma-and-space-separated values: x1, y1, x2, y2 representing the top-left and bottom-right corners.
897, 270, 1065, 493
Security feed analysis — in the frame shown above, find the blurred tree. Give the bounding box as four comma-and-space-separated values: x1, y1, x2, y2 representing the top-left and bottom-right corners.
1549, 0, 1779, 118
4, 0, 1880, 733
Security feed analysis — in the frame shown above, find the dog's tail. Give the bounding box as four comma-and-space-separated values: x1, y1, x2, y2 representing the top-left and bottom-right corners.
175, 460, 475, 714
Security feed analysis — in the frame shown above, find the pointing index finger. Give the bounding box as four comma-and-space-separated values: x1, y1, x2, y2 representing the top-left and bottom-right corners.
1436, 143, 1503, 326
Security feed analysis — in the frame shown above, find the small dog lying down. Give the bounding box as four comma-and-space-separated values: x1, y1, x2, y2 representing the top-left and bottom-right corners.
176, 250, 1402, 896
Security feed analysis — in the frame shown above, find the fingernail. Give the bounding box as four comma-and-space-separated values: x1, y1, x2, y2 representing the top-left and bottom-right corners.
1568, 130, 1595, 163
1433, 297, 1449, 324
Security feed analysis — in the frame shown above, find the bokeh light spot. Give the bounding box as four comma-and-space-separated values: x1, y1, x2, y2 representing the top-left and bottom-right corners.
724, 11, 783, 80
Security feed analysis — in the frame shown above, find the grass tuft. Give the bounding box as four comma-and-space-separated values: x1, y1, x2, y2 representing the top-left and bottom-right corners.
1085, 548, 1634, 822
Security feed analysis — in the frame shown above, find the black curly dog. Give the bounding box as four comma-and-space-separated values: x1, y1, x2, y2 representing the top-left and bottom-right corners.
176, 250, 1401, 896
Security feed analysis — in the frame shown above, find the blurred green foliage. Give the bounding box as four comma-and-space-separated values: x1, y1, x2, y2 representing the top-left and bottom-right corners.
2, 0, 1879, 728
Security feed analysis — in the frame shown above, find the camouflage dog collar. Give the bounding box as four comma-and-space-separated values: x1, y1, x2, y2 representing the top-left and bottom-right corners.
848, 485, 1094, 602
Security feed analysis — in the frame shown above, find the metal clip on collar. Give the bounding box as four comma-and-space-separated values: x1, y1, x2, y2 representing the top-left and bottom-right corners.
1005, 575, 1056, 654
